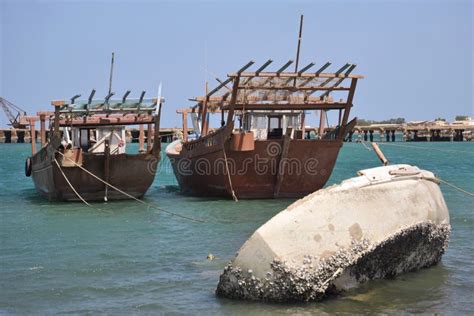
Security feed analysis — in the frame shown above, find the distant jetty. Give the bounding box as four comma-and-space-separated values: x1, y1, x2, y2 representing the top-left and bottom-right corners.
346, 119, 474, 142
0, 127, 179, 144
1, 120, 472, 144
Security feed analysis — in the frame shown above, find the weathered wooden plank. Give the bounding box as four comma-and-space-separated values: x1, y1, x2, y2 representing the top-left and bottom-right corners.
229, 71, 363, 79
236, 85, 350, 91
57, 115, 156, 127
222, 102, 350, 111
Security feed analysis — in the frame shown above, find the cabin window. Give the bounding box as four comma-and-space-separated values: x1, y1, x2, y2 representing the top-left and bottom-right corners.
79, 129, 90, 151
256, 116, 266, 129
241, 112, 306, 140
267, 116, 283, 139
268, 116, 281, 129
286, 115, 301, 129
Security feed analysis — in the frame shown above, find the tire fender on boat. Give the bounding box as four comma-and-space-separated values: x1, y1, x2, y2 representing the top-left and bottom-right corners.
25, 157, 32, 177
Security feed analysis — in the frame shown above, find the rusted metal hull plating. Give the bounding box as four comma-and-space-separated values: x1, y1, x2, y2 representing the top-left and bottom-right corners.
167, 135, 342, 199
30, 138, 158, 201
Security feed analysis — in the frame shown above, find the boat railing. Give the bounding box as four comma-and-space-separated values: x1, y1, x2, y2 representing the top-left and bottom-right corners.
183, 123, 232, 152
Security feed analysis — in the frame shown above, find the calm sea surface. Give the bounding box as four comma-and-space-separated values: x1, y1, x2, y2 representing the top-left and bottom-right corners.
0, 142, 473, 314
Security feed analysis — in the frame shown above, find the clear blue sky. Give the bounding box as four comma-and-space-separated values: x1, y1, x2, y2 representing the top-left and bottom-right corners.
1, 0, 472, 128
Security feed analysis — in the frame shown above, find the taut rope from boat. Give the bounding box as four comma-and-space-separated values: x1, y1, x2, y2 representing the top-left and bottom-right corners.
361, 141, 372, 151
222, 146, 238, 202
437, 178, 474, 197
362, 142, 473, 198
55, 151, 206, 222
53, 158, 91, 207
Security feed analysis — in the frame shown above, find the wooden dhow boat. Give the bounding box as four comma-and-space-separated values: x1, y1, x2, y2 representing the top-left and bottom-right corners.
25, 89, 163, 201
166, 58, 363, 199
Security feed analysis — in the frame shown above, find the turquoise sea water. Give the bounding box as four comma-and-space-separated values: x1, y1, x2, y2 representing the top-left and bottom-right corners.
0, 142, 473, 314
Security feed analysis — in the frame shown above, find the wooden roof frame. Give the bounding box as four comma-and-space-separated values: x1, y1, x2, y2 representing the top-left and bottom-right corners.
192, 60, 364, 112
48, 91, 164, 127
57, 114, 156, 127
52, 94, 163, 116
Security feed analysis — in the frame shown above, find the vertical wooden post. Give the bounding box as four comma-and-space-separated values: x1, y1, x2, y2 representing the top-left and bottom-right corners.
40, 114, 46, 147
104, 139, 110, 201
201, 82, 209, 136
300, 111, 306, 139
53, 102, 61, 136
29, 119, 36, 154
152, 100, 162, 158
183, 111, 188, 142
338, 78, 358, 138
226, 76, 240, 125
318, 110, 325, 137
147, 123, 153, 151
139, 124, 145, 153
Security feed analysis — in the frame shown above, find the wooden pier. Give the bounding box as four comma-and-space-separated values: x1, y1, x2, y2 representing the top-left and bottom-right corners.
0, 127, 181, 144
1, 122, 472, 144
345, 122, 473, 142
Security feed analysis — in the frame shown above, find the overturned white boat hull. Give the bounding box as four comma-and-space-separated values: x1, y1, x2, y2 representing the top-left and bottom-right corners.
216, 164, 451, 302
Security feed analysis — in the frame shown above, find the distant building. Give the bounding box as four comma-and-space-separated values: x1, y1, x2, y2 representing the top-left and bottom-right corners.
452, 117, 473, 126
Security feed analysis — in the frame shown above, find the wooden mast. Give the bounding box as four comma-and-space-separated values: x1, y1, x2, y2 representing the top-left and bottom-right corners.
201, 82, 209, 136
108, 52, 115, 95
294, 15, 306, 138
152, 83, 163, 158
294, 14, 304, 87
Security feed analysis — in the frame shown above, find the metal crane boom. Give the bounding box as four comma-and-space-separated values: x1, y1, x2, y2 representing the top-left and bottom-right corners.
0, 97, 28, 128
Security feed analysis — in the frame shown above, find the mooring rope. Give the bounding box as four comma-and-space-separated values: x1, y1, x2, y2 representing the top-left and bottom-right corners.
360, 142, 474, 198
222, 146, 238, 202
55, 151, 205, 222
438, 178, 474, 197
53, 158, 92, 207
361, 141, 372, 151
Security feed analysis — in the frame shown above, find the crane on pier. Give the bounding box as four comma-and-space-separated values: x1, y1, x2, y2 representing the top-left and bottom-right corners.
0, 97, 28, 128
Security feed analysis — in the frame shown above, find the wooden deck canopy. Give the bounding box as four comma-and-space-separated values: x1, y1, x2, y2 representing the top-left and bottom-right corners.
178, 59, 363, 142
48, 90, 163, 127
192, 59, 363, 113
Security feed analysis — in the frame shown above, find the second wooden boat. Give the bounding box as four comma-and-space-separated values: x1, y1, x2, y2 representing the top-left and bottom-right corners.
166, 59, 363, 199
25, 89, 163, 202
